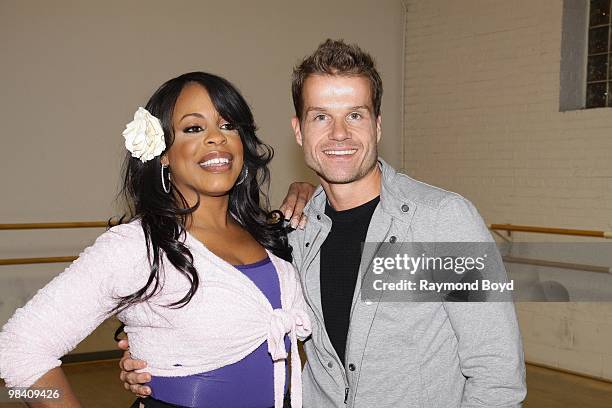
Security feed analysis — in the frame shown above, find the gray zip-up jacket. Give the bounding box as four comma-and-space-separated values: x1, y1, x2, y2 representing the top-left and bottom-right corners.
289, 158, 526, 408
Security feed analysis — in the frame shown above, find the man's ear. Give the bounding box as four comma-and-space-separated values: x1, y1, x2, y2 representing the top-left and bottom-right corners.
375, 115, 382, 143
291, 116, 303, 146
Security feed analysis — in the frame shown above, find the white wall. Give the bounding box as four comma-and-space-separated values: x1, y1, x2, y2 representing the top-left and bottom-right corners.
403, 0, 612, 379
0, 0, 406, 352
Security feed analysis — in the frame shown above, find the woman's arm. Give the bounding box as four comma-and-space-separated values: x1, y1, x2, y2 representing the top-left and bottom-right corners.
0, 224, 145, 401
24, 367, 81, 408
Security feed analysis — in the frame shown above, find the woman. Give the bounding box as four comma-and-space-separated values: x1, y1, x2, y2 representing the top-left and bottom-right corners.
0, 72, 311, 408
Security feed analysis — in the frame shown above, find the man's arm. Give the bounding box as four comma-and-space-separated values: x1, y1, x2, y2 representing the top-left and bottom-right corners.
117, 339, 151, 398
436, 197, 526, 407
443, 301, 526, 407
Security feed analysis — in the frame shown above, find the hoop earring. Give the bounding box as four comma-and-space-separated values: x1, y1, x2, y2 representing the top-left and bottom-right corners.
235, 167, 248, 186
161, 164, 171, 194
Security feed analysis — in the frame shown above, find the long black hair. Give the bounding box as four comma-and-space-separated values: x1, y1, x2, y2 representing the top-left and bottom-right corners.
110, 72, 291, 317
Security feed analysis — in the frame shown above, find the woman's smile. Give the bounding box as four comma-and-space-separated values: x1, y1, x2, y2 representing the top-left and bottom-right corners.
198, 150, 234, 173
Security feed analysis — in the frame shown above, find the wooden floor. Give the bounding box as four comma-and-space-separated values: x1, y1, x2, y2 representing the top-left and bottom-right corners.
1, 361, 612, 407
523, 364, 612, 408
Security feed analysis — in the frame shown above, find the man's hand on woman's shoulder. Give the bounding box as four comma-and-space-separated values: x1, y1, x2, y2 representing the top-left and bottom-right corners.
279, 182, 317, 230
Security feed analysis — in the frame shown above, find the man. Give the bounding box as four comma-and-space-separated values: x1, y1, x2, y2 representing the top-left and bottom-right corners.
120, 39, 526, 407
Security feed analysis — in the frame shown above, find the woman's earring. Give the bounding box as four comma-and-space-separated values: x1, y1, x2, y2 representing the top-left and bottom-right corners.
161, 164, 171, 193
235, 167, 249, 186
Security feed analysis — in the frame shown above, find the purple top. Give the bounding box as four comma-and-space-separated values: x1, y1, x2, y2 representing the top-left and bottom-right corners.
147, 257, 289, 408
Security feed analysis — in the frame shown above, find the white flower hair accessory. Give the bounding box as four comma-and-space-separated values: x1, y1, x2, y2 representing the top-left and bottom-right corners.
122, 107, 166, 162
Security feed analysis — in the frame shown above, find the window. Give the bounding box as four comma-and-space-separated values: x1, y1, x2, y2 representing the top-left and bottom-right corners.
559, 0, 612, 110
586, 0, 612, 107
560, 0, 588, 111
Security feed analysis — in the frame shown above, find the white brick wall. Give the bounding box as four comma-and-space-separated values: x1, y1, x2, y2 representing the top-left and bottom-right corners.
403, 0, 612, 379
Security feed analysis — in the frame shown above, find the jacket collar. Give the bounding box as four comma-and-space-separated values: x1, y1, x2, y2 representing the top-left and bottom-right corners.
303, 157, 416, 226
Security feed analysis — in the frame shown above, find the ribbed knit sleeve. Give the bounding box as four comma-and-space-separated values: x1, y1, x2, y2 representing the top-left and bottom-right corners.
0, 222, 146, 388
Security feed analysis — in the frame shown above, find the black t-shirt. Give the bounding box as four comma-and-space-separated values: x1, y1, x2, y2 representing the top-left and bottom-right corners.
320, 195, 380, 366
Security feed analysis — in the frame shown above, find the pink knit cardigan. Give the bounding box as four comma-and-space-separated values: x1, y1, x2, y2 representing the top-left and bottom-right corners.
0, 221, 311, 408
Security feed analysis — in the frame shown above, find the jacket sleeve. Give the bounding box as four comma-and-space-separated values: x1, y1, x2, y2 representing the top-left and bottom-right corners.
435, 197, 527, 407
0, 224, 145, 388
